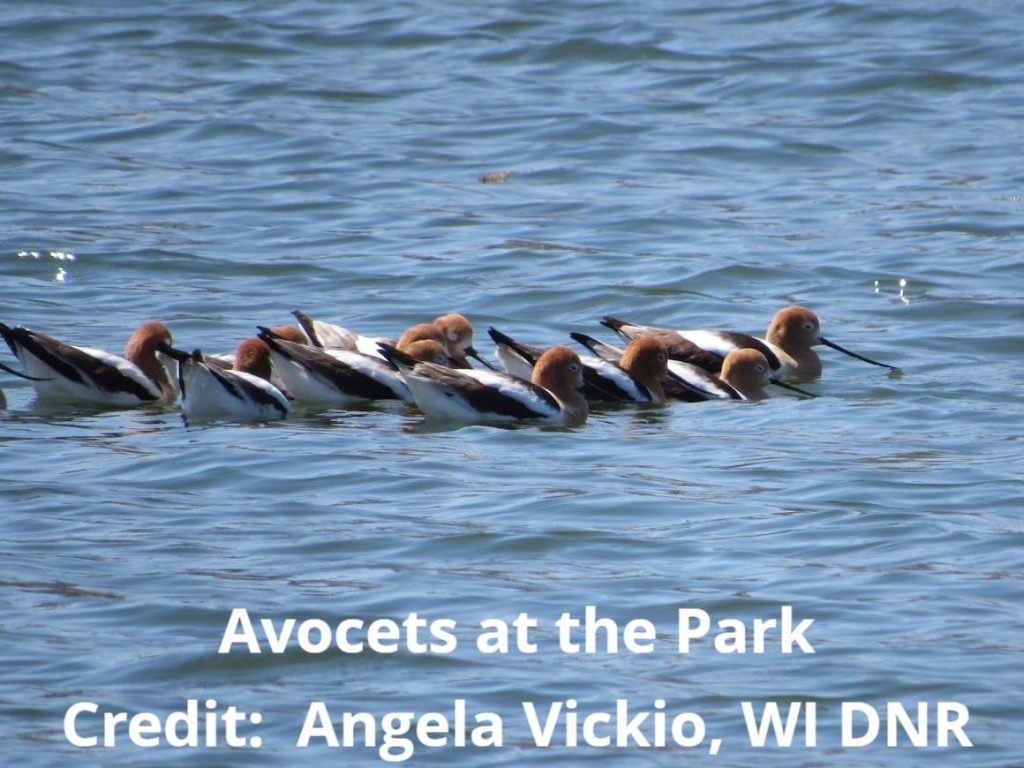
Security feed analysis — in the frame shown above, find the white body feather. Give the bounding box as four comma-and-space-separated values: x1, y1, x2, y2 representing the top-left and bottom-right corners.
584, 357, 654, 402
207, 350, 289, 394
304, 320, 389, 361
18, 344, 165, 406
666, 360, 737, 400
178, 360, 288, 422
269, 347, 411, 405
676, 330, 794, 373
495, 345, 535, 381
499, 337, 653, 403
574, 334, 732, 402
403, 368, 565, 423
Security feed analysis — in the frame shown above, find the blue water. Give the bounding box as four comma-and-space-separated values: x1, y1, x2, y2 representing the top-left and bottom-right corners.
2, 1, 1023, 766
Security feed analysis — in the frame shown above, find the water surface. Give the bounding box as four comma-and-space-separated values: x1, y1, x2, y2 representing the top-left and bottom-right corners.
2, 1, 1022, 766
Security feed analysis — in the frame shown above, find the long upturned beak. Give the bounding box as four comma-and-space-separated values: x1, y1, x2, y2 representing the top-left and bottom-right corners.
769, 376, 818, 398
0, 360, 53, 381
819, 336, 898, 371
464, 345, 496, 370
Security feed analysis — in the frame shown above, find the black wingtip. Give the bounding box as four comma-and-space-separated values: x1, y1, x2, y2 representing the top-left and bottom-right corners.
486, 327, 540, 366
600, 315, 628, 332
290, 309, 320, 347
487, 327, 516, 347
377, 342, 416, 369
256, 326, 283, 351
569, 331, 600, 351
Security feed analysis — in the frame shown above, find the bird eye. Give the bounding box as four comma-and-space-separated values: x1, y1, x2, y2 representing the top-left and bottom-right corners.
570, 363, 580, 373
447, 330, 458, 341
803, 322, 814, 331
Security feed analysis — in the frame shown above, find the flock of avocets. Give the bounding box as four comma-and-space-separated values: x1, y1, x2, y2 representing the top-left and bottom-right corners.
0, 306, 897, 426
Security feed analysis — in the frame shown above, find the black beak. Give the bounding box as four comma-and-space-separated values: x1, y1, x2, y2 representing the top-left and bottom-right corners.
157, 342, 192, 362
769, 376, 818, 398
0, 360, 53, 381
819, 336, 897, 371
465, 346, 496, 370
